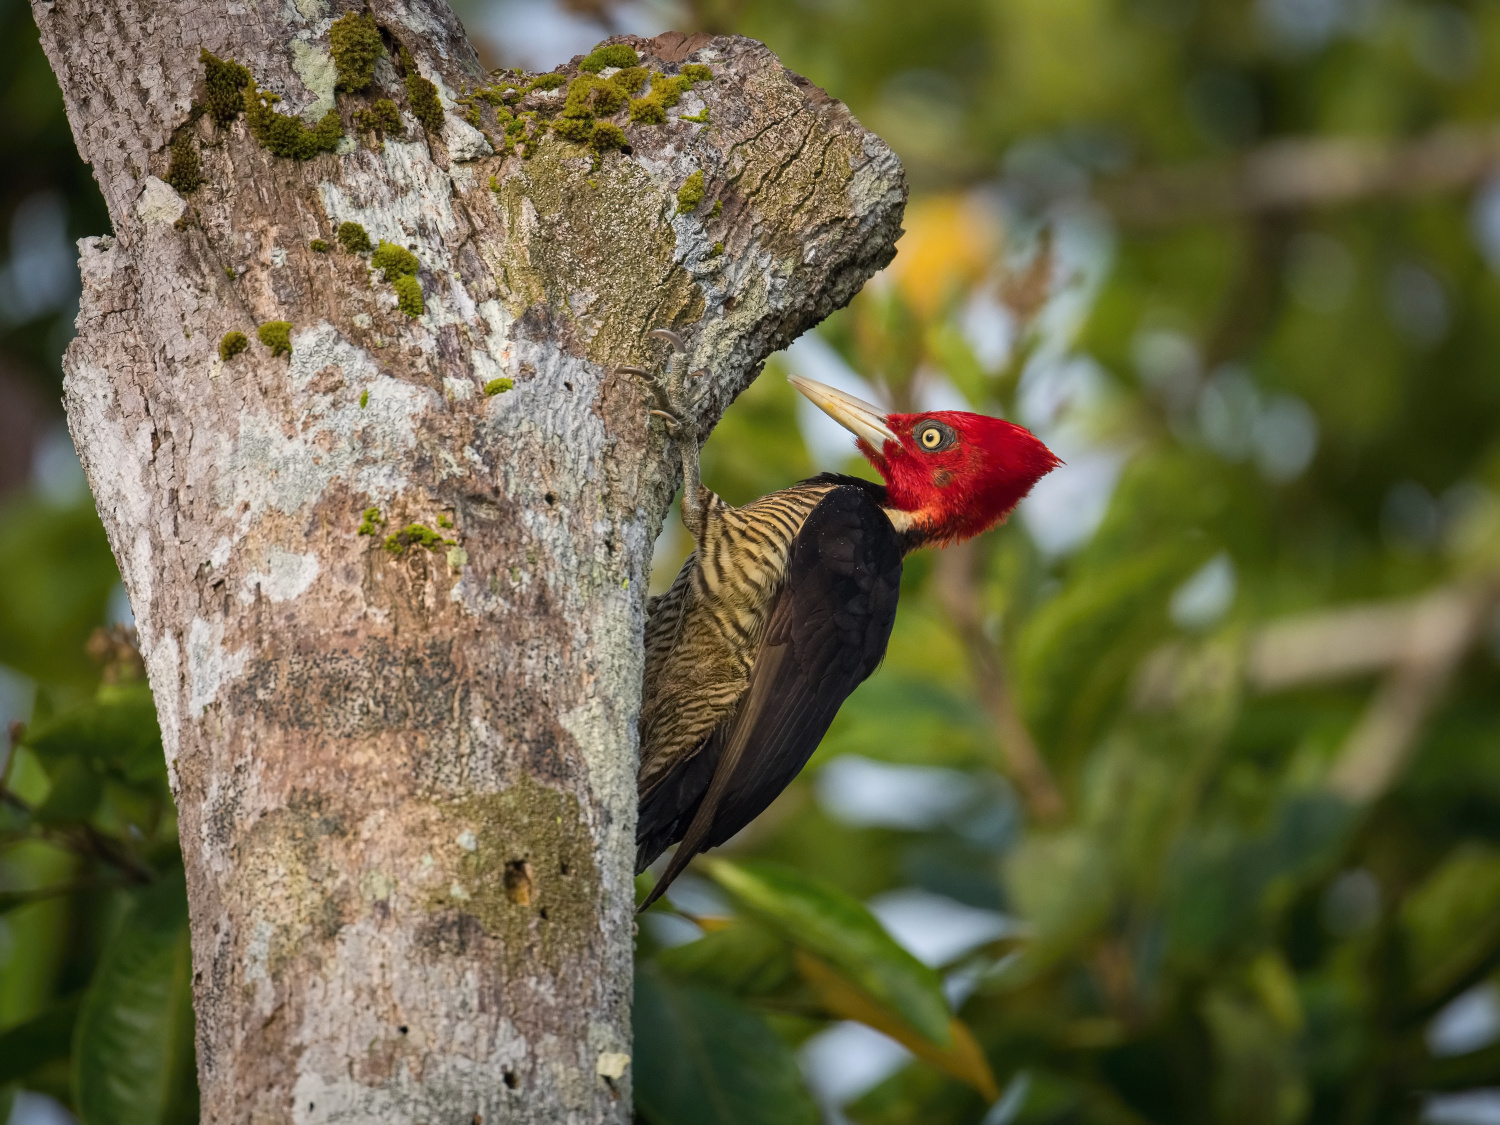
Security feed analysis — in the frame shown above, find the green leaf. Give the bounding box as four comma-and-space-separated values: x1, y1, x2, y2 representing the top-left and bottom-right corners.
657, 919, 796, 996
32, 755, 103, 825
0, 1085, 14, 1125
0, 994, 82, 1083
633, 966, 819, 1125
0, 495, 120, 684
705, 859, 952, 1046
1402, 843, 1500, 1006
25, 682, 164, 782
73, 868, 199, 1125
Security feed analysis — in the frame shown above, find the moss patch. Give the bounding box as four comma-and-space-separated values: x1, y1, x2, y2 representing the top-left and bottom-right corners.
613, 66, 647, 95
483, 377, 514, 396
354, 98, 402, 136
310, 238, 329, 252
401, 47, 445, 132
371, 240, 419, 281
426, 776, 600, 977
383, 522, 452, 552
200, 49, 251, 125
218, 331, 248, 361
682, 63, 713, 84
337, 222, 372, 253
676, 169, 705, 214
590, 121, 627, 154
330, 11, 382, 93
393, 274, 424, 317
356, 506, 384, 536
257, 321, 293, 357
244, 83, 342, 159
165, 133, 202, 194
628, 96, 665, 125
580, 43, 639, 73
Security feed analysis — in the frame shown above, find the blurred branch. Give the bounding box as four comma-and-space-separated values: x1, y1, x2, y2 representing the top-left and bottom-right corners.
1099, 124, 1500, 226
1137, 581, 1500, 803
934, 543, 1067, 825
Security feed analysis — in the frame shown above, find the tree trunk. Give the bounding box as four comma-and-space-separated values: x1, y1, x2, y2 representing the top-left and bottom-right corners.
30, 5, 903, 1120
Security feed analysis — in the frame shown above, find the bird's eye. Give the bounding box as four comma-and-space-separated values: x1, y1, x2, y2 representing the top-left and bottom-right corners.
915, 421, 956, 452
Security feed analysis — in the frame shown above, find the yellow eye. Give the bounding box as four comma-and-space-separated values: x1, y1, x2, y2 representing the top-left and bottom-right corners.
920, 427, 942, 449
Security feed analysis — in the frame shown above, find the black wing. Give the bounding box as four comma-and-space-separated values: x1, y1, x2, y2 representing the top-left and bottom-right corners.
638, 485, 903, 910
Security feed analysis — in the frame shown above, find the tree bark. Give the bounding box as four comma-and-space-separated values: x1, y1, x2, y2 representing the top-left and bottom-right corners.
30, 4, 903, 1119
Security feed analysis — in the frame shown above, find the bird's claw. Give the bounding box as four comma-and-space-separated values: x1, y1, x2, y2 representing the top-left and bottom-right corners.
618, 328, 701, 434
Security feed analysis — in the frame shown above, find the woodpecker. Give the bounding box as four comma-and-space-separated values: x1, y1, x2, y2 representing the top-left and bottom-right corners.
622, 332, 1060, 910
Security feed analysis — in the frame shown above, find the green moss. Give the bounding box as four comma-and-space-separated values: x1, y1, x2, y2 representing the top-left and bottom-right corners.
371, 240, 419, 280
579, 43, 639, 73
612, 66, 648, 95
651, 72, 687, 108
165, 132, 202, 194
628, 96, 665, 125
354, 98, 402, 134
310, 238, 329, 252
200, 49, 251, 125
709, 241, 724, 258
359, 389, 369, 408
401, 48, 445, 132
329, 11, 382, 93
681, 63, 713, 84
710, 199, 722, 217
437, 513, 453, 528
337, 221, 372, 253
483, 377, 514, 396
529, 72, 567, 92
224, 265, 236, 279
393, 274, 424, 316
552, 114, 594, 144
426, 777, 600, 977
489, 174, 500, 192
244, 83, 342, 159
681, 107, 710, 124
590, 121, 627, 153
356, 506, 384, 536
218, 331, 248, 360
676, 169, 705, 214
257, 320, 293, 357
386, 523, 453, 552
593, 82, 625, 116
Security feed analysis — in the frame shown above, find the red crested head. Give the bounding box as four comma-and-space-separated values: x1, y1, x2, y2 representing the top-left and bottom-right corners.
790, 375, 1061, 546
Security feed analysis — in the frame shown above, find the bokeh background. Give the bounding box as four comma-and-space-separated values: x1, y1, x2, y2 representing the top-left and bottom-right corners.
6, 0, 1500, 1121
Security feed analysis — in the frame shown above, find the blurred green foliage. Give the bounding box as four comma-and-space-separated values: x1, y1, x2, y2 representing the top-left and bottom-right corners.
8, 0, 1500, 1121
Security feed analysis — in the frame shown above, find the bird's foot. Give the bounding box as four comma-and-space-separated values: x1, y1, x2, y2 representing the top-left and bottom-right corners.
615, 328, 704, 436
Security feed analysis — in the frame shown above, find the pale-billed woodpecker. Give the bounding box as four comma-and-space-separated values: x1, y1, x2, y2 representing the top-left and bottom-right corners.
622, 331, 1060, 909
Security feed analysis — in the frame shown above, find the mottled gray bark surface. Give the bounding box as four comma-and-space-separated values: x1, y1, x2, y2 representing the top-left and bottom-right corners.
31, 3, 903, 1121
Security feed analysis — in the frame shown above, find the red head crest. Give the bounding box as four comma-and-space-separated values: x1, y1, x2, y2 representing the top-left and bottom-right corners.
790, 375, 1061, 545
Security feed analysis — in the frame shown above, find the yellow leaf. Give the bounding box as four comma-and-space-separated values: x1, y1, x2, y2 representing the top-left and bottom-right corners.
794, 950, 999, 1101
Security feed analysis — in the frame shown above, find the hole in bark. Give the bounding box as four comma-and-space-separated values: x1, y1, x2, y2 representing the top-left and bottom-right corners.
538, 907, 549, 921
544, 493, 555, 505
503, 1070, 518, 1089
560, 860, 570, 875
398, 1026, 408, 1035
564, 381, 573, 392
503, 859, 534, 905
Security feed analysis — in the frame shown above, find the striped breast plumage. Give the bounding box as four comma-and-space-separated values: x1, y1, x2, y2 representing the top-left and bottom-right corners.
637, 479, 839, 796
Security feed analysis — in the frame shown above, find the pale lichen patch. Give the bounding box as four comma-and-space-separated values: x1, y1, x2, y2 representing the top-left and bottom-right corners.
289, 38, 338, 121
187, 616, 249, 717
135, 176, 185, 227
240, 547, 320, 603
